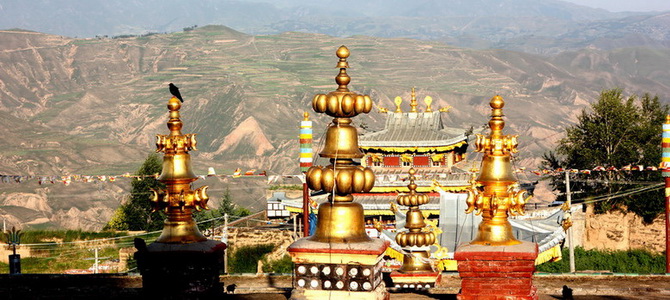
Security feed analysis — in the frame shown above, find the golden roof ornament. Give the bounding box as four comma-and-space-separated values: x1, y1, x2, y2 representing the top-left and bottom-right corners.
394, 96, 403, 113
424, 96, 433, 113
439, 105, 451, 113
465, 95, 530, 246
151, 93, 209, 243
376, 103, 389, 113
306, 45, 376, 243
409, 87, 419, 113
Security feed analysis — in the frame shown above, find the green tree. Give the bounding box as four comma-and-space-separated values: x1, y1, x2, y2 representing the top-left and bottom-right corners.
194, 187, 251, 229
105, 153, 166, 231
544, 89, 668, 223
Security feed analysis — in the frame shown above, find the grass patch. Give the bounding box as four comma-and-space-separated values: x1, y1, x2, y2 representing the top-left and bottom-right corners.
537, 247, 665, 274
264, 254, 293, 274
0, 230, 159, 274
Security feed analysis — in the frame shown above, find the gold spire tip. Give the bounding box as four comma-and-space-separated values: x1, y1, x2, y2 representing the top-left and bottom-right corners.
336, 45, 350, 59
336, 45, 350, 69
408, 167, 416, 176
410, 88, 418, 113
665, 114, 670, 124
303, 112, 310, 121
335, 46, 351, 90
490, 95, 504, 110
168, 96, 182, 112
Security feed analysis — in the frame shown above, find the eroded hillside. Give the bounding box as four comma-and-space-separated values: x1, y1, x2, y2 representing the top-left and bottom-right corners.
0, 26, 669, 229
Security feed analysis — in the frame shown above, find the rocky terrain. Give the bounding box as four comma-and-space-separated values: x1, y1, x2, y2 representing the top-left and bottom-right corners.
0, 25, 668, 229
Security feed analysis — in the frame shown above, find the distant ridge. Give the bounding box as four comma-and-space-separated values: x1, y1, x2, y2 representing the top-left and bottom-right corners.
0, 0, 666, 54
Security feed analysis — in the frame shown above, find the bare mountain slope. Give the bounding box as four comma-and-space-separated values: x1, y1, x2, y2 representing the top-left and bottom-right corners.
0, 26, 669, 229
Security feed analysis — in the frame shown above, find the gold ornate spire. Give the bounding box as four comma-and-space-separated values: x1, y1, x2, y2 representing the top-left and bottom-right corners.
394, 168, 436, 274
465, 95, 529, 246
409, 87, 418, 113
303, 111, 310, 121
395, 168, 435, 248
424, 96, 433, 112
306, 46, 376, 242
152, 95, 209, 243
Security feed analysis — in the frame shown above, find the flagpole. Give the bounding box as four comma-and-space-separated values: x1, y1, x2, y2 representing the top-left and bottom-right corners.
299, 112, 313, 237
662, 115, 670, 273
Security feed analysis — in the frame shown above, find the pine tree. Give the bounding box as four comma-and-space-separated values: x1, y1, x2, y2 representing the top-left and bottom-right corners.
194, 187, 251, 229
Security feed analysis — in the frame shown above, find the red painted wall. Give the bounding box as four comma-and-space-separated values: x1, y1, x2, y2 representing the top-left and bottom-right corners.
384, 156, 399, 166
413, 156, 429, 166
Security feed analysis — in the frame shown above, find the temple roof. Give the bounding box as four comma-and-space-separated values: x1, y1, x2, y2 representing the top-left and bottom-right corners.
359, 111, 467, 151
371, 168, 469, 192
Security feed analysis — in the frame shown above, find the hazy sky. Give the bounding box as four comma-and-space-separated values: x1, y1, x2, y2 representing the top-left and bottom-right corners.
563, 0, 670, 12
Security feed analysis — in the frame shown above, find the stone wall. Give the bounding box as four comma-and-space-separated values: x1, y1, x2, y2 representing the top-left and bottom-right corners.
582, 204, 666, 253
226, 227, 297, 261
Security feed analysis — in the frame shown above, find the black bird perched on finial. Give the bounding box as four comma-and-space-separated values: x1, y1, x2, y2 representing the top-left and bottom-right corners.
169, 83, 184, 103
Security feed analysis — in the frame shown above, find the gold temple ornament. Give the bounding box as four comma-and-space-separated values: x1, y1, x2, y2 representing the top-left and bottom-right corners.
464, 95, 531, 246
151, 96, 210, 243
395, 168, 436, 273
289, 46, 388, 299
306, 45, 375, 241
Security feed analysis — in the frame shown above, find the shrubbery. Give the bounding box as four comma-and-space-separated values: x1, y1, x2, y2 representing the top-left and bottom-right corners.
537, 247, 665, 273
263, 254, 294, 274
227, 244, 275, 273
227, 244, 294, 274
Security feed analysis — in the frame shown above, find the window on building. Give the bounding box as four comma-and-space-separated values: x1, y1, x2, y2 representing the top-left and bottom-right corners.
402, 160, 411, 167
432, 160, 441, 167
373, 160, 382, 167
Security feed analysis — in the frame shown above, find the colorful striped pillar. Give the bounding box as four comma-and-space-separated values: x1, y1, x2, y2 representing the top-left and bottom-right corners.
663, 115, 670, 273
300, 112, 313, 237
300, 112, 313, 173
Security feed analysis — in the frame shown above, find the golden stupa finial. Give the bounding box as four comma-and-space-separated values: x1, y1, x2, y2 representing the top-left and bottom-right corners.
395, 168, 436, 273
475, 95, 518, 156
666, 114, 670, 124
303, 111, 310, 121
424, 96, 433, 112
335, 45, 350, 92
152, 92, 210, 244
465, 95, 528, 246
409, 87, 419, 113
394, 96, 403, 113
306, 45, 376, 243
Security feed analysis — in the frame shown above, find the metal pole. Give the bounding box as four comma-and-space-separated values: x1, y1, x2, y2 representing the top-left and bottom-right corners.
224, 213, 228, 274
94, 248, 99, 274
302, 183, 309, 236
566, 171, 575, 273
293, 214, 297, 239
